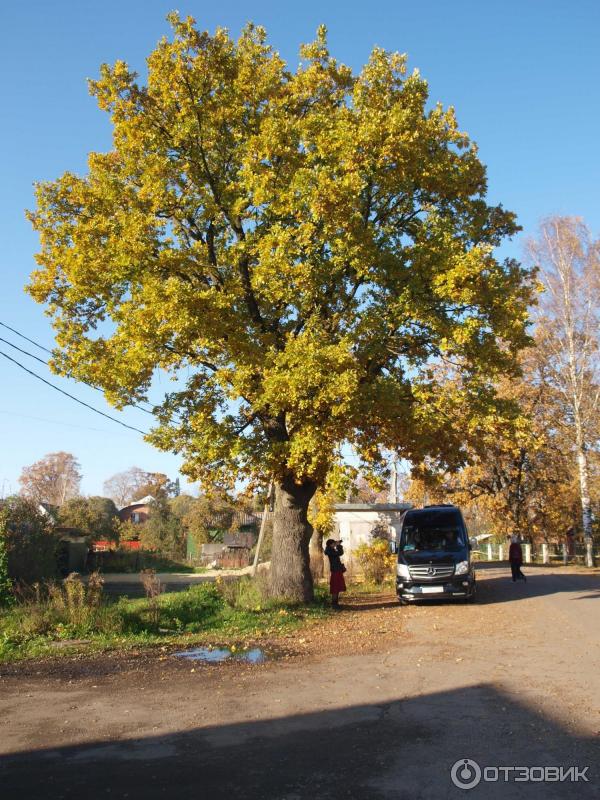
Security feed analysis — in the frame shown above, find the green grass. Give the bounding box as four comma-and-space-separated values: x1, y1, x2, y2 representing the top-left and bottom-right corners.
0, 575, 332, 664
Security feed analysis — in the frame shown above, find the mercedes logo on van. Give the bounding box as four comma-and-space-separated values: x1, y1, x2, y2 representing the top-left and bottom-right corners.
427, 566, 435, 576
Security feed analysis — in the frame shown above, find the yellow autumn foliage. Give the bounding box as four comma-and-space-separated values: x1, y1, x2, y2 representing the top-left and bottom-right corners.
26, 16, 536, 597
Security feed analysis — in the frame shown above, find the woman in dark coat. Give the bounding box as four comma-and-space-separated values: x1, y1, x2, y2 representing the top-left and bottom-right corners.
324, 539, 346, 607
509, 534, 527, 582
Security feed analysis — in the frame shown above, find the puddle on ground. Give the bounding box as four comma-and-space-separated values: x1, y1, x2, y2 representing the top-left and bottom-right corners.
173, 646, 267, 664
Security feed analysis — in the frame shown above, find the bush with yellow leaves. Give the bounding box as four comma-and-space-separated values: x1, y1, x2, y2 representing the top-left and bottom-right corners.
355, 539, 396, 584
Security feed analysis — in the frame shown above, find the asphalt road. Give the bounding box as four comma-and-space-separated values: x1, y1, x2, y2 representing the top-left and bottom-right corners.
96, 568, 251, 597
1, 566, 599, 799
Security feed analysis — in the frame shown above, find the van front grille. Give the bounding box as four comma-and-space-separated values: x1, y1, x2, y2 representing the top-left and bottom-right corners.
408, 565, 455, 580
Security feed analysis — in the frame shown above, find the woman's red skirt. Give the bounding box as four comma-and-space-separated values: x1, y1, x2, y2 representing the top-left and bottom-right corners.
330, 571, 346, 594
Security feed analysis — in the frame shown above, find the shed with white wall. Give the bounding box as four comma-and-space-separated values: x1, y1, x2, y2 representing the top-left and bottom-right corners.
332, 503, 411, 569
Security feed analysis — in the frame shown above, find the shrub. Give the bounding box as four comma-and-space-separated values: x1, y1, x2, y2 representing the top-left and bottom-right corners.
140, 568, 162, 629
140, 498, 186, 560
217, 573, 271, 610
355, 539, 396, 584
0, 510, 13, 606
3, 572, 123, 644
48, 571, 109, 631
157, 583, 224, 631
92, 549, 193, 574
58, 496, 119, 541
0, 497, 58, 584
93, 548, 141, 573
116, 518, 142, 543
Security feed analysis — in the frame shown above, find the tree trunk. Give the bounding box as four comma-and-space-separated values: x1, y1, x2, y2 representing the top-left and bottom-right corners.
576, 446, 593, 537
576, 442, 594, 566
269, 476, 317, 602
572, 392, 594, 564
309, 528, 324, 580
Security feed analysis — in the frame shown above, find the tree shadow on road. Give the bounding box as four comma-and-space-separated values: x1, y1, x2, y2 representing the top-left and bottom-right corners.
475, 569, 600, 605
1, 683, 596, 800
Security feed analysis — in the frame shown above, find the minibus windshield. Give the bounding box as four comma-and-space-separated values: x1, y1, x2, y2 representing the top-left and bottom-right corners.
400, 510, 466, 552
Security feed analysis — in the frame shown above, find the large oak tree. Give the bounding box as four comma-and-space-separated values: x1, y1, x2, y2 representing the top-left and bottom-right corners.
28, 15, 534, 600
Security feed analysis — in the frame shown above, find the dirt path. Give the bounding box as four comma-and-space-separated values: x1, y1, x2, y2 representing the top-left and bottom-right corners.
1, 566, 599, 799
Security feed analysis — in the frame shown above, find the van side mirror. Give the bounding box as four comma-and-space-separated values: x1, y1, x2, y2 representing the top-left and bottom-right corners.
389, 540, 398, 555
469, 537, 477, 550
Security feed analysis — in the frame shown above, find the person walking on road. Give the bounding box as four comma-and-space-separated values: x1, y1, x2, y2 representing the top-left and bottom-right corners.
509, 534, 527, 582
324, 539, 347, 607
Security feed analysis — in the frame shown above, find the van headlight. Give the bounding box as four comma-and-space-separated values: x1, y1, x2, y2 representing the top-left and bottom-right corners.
455, 561, 469, 575
397, 563, 410, 579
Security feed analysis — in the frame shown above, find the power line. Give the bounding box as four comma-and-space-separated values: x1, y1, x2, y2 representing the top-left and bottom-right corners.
0, 350, 148, 435
0, 320, 52, 354
0, 409, 129, 436
0, 336, 49, 367
0, 320, 154, 415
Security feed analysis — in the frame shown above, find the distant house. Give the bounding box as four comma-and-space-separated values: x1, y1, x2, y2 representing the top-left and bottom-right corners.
95, 496, 156, 555
187, 510, 261, 566
118, 495, 155, 525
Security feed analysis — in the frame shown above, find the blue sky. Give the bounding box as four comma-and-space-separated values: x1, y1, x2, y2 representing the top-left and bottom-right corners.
0, 0, 598, 497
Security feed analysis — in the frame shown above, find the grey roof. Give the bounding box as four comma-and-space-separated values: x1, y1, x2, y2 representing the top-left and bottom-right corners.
118, 495, 155, 512
333, 503, 412, 512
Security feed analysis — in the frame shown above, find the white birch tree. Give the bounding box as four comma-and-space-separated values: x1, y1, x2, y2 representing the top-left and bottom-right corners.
528, 217, 600, 564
